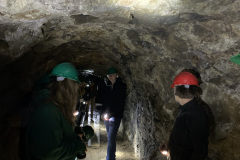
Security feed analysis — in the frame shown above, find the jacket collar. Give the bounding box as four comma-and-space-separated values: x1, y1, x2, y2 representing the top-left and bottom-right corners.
106, 77, 122, 86
179, 98, 196, 111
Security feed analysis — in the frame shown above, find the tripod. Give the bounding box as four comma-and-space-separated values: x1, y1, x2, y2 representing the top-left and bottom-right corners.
76, 100, 87, 126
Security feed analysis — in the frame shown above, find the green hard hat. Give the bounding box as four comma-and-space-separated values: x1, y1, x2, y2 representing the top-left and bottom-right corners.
51, 62, 81, 83
107, 67, 117, 75
82, 125, 94, 140
230, 53, 240, 65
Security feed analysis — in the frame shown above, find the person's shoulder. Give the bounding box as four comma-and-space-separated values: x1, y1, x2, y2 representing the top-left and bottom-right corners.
193, 98, 210, 112
189, 99, 208, 118
35, 102, 60, 115
116, 78, 126, 90
116, 77, 126, 85
197, 98, 209, 106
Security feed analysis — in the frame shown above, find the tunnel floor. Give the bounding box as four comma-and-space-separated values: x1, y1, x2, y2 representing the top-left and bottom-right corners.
80, 107, 138, 160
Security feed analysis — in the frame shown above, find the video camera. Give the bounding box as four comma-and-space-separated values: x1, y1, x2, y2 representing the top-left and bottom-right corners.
75, 126, 87, 142
74, 126, 86, 159
74, 125, 94, 159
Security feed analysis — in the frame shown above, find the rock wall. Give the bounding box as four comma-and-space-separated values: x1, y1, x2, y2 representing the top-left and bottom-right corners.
0, 0, 240, 159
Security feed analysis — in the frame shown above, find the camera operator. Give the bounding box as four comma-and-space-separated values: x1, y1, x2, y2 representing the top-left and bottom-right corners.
82, 82, 97, 122
25, 62, 86, 160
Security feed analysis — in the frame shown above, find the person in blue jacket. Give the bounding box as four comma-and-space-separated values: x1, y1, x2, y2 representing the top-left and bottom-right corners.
25, 62, 86, 160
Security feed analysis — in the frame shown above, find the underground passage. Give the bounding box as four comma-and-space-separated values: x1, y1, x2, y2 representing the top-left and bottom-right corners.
0, 0, 240, 160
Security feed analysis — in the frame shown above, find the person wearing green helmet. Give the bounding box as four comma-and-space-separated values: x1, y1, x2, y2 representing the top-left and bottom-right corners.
25, 62, 87, 160
230, 53, 240, 65
107, 67, 117, 75
50, 62, 81, 83
96, 67, 127, 160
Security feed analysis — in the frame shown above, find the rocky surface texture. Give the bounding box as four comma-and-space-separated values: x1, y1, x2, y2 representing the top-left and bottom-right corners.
0, 0, 240, 159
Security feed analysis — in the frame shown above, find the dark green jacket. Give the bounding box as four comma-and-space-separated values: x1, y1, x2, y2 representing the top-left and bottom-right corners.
25, 89, 86, 160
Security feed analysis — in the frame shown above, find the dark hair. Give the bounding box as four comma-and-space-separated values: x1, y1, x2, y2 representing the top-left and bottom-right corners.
174, 85, 202, 99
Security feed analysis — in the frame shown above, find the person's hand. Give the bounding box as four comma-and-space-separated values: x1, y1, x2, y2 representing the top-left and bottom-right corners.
85, 143, 87, 152
73, 111, 79, 116
78, 133, 84, 140
160, 143, 167, 151
104, 114, 109, 121
160, 143, 169, 156
101, 113, 109, 121
78, 134, 88, 152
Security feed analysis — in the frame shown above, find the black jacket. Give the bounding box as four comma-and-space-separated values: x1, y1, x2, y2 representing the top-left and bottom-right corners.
168, 98, 209, 160
96, 77, 126, 118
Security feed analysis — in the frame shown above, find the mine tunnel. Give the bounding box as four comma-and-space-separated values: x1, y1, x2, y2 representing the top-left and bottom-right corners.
0, 0, 240, 160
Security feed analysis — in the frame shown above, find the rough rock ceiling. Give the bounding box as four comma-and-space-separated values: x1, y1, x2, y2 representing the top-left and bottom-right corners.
0, 0, 240, 159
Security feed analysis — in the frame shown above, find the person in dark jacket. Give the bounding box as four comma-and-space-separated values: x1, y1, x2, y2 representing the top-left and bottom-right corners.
96, 67, 127, 160
181, 69, 215, 139
25, 62, 86, 160
168, 71, 209, 160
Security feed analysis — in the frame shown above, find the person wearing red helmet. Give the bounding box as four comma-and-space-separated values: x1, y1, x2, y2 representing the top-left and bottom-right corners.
166, 71, 209, 160
170, 72, 199, 88
180, 69, 215, 139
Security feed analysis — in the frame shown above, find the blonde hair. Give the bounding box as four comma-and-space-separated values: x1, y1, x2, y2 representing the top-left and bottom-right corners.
50, 78, 80, 125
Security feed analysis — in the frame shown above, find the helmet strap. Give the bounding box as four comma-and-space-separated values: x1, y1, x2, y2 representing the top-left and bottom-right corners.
56, 77, 65, 81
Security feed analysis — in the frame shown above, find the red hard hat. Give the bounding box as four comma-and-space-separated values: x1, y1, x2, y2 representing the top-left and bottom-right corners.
171, 72, 199, 88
